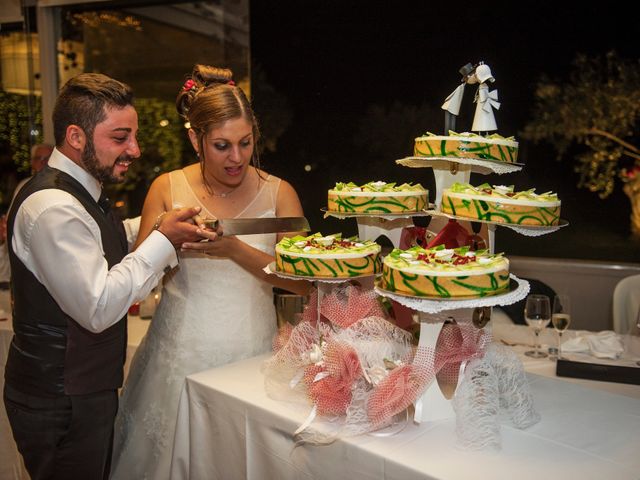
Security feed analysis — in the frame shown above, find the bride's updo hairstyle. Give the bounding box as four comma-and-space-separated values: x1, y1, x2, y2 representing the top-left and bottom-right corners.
176, 64, 261, 185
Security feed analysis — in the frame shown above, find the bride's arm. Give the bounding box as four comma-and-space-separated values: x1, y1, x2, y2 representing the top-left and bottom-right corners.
133, 174, 173, 250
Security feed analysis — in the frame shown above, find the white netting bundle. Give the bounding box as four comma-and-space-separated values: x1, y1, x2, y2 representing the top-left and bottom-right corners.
452, 343, 540, 450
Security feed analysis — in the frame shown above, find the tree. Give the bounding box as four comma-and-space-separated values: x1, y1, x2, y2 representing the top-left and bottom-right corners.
522, 51, 640, 236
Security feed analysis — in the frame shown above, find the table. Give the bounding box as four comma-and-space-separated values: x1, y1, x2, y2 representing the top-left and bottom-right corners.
490, 315, 640, 399
0, 289, 150, 480
171, 353, 640, 480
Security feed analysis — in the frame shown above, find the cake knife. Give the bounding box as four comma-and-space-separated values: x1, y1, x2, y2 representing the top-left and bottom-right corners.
202, 217, 310, 236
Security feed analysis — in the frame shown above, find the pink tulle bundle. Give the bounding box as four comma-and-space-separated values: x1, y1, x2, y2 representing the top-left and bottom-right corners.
302, 342, 362, 416
304, 364, 352, 416
324, 342, 362, 388
368, 364, 418, 424
435, 322, 488, 370
262, 284, 491, 443
320, 286, 386, 328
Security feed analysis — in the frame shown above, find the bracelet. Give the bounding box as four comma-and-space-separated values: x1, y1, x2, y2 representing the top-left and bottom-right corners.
152, 211, 167, 231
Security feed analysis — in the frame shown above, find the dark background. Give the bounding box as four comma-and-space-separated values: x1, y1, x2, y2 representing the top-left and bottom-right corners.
249, 1, 639, 263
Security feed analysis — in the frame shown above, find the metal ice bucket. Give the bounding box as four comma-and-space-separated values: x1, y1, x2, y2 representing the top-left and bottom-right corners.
273, 288, 306, 328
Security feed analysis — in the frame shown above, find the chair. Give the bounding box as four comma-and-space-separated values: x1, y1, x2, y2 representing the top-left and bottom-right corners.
612, 274, 640, 334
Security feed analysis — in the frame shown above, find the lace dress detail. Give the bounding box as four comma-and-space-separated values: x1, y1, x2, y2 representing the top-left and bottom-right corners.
111, 170, 280, 480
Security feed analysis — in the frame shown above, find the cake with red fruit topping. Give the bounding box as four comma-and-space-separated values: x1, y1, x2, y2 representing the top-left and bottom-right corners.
381, 245, 510, 298
275, 233, 381, 278
328, 181, 428, 214
414, 131, 519, 164
441, 182, 561, 226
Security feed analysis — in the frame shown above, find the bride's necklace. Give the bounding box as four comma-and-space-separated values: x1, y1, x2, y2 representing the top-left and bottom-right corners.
202, 174, 240, 198
210, 185, 238, 198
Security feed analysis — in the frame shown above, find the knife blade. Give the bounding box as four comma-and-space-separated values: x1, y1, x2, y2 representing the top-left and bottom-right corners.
202, 217, 310, 236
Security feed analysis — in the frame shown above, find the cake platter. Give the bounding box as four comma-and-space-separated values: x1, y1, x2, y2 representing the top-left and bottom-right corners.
396, 156, 523, 175
423, 209, 568, 237
321, 207, 435, 220
374, 274, 530, 314
264, 261, 379, 283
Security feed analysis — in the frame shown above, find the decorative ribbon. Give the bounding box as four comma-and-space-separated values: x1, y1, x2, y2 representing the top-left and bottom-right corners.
477, 86, 501, 114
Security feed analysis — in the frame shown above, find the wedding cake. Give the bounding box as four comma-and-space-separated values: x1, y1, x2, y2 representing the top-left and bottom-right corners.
327, 181, 428, 214
275, 233, 381, 278
414, 131, 519, 164
441, 182, 561, 226
380, 245, 510, 298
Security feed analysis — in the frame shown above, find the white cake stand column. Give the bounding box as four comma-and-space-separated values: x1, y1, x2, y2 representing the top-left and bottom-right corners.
356, 216, 414, 248
413, 310, 467, 424
433, 165, 471, 208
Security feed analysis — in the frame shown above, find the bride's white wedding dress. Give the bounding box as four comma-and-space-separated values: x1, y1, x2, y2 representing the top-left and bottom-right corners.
110, 171, 280, 480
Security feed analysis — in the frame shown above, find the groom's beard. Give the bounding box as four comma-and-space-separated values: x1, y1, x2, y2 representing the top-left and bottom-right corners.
82, 136, 130, 185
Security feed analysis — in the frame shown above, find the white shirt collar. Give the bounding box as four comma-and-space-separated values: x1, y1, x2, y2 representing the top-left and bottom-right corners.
48, 148, 102, 202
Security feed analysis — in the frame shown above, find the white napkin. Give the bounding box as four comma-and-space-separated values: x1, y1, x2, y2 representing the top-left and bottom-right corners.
561, 331, 625, 359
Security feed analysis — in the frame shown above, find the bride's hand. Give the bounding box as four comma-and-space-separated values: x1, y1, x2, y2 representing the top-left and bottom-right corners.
178, 214, 221, 248
181, 234, 239, 257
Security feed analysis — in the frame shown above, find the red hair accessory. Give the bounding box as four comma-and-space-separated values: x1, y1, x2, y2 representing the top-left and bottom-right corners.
182, 79, 196, 92
227, 80, 236, 86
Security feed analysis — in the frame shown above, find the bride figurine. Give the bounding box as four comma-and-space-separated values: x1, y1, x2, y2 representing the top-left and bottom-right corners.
470, 63, 500, 132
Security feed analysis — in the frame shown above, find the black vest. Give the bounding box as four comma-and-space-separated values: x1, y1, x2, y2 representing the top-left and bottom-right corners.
5, 166, 128, 396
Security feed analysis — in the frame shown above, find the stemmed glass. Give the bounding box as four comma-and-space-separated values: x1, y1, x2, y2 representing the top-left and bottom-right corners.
524, 294, 551, 358
551, 294, 571, 359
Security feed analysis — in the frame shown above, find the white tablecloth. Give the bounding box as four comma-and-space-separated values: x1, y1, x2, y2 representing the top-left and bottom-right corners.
171, 353, 640, 480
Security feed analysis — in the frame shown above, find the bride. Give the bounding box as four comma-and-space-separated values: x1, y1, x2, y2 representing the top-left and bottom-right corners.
110, 64, 310, 479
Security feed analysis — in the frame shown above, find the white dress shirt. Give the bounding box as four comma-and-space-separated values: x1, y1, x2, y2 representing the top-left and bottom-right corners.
11, 148, 178, 333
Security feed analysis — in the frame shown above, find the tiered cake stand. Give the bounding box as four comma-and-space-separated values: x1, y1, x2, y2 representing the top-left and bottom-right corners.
275, 62, 567, 428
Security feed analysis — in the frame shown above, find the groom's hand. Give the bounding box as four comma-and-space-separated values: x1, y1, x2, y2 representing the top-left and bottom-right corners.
157, 207, 217, 247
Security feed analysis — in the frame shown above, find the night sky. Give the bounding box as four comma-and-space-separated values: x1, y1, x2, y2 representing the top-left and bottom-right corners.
250, 1, 639, 262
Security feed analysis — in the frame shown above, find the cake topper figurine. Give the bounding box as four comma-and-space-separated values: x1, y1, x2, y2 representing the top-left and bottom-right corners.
441, 61, 500, 133
470, 63, 500, 132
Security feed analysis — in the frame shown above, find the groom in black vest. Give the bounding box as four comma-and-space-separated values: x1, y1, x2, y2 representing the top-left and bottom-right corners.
3, 73, 214, 480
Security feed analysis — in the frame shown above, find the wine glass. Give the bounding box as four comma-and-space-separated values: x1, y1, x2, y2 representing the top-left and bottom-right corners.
524, 294, 551, 358
552, 294, 571, 359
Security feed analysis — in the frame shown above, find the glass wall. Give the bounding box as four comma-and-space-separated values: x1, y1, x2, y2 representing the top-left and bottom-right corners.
0, 0, 250, 214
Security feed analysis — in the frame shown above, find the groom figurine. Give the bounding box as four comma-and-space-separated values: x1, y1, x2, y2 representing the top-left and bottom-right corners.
3, 73, 214, 480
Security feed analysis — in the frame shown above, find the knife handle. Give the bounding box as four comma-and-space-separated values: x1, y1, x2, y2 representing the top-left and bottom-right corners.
201, 218, 219, 230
